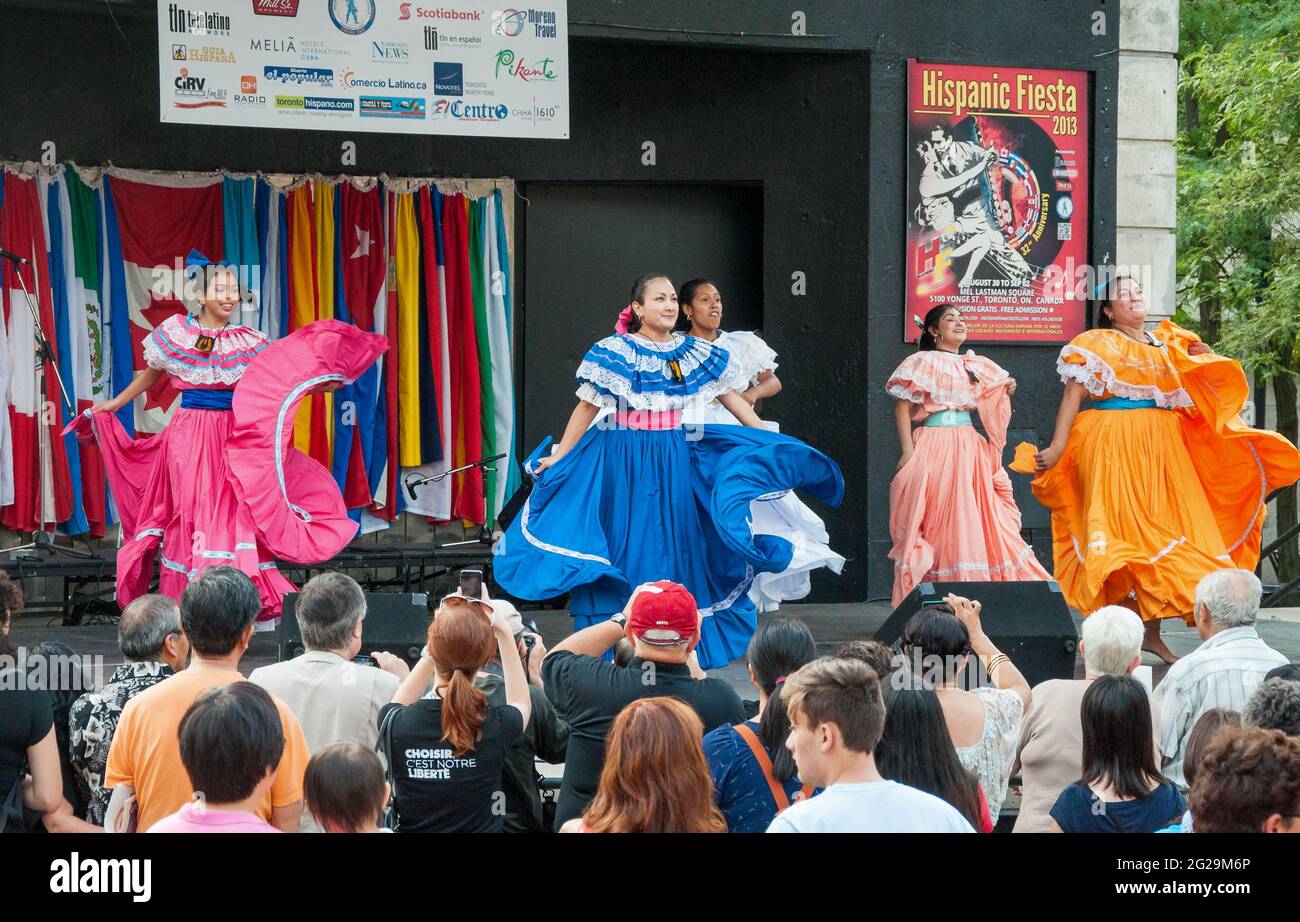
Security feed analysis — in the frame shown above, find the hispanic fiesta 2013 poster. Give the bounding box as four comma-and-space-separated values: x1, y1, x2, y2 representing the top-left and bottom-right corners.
905, 60, 1089, 344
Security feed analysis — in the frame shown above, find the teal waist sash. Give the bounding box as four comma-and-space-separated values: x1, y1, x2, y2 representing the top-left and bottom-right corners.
922, 409, 973, 427
1092, 397, 1163, 410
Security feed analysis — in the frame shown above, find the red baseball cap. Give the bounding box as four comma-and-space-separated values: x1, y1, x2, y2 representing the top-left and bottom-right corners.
626, 581, 700, 646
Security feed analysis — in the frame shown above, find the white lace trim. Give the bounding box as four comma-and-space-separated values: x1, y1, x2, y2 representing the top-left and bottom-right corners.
1226, 441, 1268, 555
698, 565, 756, 617
143, 338, 251, 387
518, 494, 612, 565
575, 352, 747, 411
1057, 345, 1192, 408
886, 352, 1008, 407
717, 331, 778, 390
886, 381, 980, 409
274, 375, 345, 523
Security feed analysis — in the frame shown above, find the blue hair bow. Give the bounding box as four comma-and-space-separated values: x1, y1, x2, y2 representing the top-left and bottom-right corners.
184, 248, 236, 275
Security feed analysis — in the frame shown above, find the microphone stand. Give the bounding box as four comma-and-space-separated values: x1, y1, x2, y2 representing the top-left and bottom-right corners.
403, 453, 508, 545
3, 250, 85, 559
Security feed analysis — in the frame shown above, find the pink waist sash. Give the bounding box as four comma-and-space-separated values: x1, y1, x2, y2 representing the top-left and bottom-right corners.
613, 408, 682, 430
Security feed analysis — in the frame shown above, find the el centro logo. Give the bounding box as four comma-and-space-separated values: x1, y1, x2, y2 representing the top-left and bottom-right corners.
329, 0, 376, 35
431, 99, 509, 121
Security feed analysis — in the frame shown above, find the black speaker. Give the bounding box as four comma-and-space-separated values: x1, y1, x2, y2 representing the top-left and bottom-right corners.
874, 581, 1077, 688
278, 592, 431, 665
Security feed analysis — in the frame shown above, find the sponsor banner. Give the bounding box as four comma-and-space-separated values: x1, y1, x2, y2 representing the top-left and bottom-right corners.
157, 0, 568, 138
905, 60, 1089, 344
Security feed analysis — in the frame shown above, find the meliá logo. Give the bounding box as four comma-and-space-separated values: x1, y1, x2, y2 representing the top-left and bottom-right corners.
250, 36, 296, 53
494, 49, 556, 81
251, 0, 300, 15
433, 62, 463, 96
50, 853, 151, 903
400, 5, 484, 21
492, 7, 557, 39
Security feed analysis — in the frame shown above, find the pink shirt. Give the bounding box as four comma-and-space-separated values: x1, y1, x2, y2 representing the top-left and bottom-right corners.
147, 803, 281, 834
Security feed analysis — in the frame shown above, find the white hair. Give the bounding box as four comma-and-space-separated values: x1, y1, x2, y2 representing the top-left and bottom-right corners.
1081, 606, 1144, 676
1195, 569, 1262, 628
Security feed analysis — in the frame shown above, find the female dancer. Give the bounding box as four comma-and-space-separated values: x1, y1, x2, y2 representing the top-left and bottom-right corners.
494, 273, 844, 669
887, 303, 1049, 606
1031, 276, 1300, 663
78, 251, 386, 625
678, 278, 845, 611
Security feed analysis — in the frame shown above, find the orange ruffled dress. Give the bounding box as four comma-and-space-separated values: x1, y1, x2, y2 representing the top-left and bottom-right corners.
887, 350, 1050, 606
1030, 321, 1300, 623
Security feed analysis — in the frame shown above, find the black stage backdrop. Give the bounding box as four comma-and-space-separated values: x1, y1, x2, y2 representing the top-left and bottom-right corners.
0, 0, 1119, 603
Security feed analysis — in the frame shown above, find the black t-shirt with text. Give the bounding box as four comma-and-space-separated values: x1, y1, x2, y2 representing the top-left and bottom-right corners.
542, 651, 746, 828
378, 698, 524, 833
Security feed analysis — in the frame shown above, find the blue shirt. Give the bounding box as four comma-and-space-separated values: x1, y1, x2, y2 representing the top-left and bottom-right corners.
1049, 781, 1186, 833
703, 720, 813, 833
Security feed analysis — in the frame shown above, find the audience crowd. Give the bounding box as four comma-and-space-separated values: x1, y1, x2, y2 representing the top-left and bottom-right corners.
2, 562, 1299, 834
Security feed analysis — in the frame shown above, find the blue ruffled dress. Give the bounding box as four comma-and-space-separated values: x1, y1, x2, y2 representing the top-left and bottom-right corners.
493, 333, 844, 669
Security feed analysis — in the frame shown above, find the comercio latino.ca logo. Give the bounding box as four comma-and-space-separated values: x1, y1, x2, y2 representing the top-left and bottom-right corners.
329, 0, 376, 35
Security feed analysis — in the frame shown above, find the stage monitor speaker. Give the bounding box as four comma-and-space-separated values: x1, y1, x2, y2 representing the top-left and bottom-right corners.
874, 581, 1077, 688
278, 592, 430, 666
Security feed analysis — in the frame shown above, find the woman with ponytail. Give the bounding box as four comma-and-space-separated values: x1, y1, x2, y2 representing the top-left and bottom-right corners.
379, 590, 531, 832
494, 274, 844, 670
702, 617, 820, 832
886, 303, 1048, 606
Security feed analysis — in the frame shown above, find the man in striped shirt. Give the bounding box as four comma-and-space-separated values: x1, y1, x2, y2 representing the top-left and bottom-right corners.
1153, 569, 1290, 789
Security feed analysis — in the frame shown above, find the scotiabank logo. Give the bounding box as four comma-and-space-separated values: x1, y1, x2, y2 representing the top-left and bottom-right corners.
399, 4, 483, 21
251, 0, 299, 15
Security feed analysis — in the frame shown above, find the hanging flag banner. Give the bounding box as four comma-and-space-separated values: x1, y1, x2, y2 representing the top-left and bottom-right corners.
905, 60, 1089, 344
157, 0, 569, 139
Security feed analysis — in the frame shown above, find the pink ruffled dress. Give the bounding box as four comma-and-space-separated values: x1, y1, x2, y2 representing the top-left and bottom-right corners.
886, 349, 1049, 606
71, 316, 387, 624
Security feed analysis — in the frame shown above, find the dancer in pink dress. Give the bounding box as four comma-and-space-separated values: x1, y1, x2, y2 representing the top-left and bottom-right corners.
887, 304, 1049, 605
73, 252, 386, 625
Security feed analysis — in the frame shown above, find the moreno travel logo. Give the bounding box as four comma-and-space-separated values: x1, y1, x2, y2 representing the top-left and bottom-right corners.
399, 5, 483, 21
167, 3, 232, 36
494, 48, 556, 81
251, 0, 300, 15
492, 8, 558, 38
359, 96, 427, 118
275, 95, 355, 113
433, 62, 463, 96
329, 0, 377, 35
340, 68, 429, 90
431, 99, 509, 122
263, 65, 334, 86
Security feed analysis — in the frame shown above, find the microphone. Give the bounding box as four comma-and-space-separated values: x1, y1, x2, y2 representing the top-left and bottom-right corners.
405, 477, 420, 502
0, 247, 31, 265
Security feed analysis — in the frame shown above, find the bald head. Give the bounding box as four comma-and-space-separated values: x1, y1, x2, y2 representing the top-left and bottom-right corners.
118, 594, 182, 661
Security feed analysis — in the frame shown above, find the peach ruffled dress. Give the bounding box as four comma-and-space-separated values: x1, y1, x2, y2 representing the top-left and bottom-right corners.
887, 349, 1049, 606
1030, 321, 1300, 623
